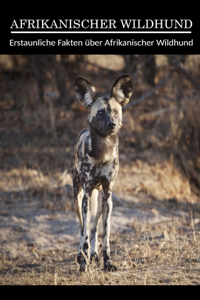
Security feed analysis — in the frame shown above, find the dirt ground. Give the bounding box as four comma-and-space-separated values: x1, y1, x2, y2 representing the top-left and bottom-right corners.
1, 55, 200, 285
1, 155, 200, 285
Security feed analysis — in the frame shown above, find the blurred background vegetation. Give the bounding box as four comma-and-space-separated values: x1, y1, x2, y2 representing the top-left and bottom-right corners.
0, 54, 200, 208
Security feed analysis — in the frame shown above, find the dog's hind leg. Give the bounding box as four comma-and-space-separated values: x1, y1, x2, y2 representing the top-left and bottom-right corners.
79, 188, 92, 272
90, 189, 103, 262
102, 188, 117, 272
76, 188, 84, 264
72, 168, 84, 264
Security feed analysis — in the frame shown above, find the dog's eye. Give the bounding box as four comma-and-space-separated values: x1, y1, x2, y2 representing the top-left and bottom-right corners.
98, 110, 104, 115
114, 110, 118, 115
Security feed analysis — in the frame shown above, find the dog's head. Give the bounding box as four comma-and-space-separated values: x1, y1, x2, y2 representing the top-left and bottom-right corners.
75, 75, 133, 136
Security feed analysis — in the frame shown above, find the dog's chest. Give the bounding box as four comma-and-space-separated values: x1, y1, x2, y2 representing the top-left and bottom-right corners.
79, 154, 118, 190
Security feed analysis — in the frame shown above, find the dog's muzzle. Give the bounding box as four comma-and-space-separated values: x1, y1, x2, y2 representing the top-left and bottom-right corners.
107, 122, 116, 129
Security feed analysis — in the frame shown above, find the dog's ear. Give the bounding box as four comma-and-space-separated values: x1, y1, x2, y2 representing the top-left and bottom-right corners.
111, 75, 133, 107
75, 77, 96, 109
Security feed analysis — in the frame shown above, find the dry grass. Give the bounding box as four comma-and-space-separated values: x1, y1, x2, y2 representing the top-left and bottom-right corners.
1, 218, 200, 285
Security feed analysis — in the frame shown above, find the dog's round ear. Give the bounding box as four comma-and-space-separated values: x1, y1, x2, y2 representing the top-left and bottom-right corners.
111, 75, 133, 107
75, 77, 96, 109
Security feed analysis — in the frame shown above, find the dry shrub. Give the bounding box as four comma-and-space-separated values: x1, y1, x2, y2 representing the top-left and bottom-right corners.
167, 95, 200, 196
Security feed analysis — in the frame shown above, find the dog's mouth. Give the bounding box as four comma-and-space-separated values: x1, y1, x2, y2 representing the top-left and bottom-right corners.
108, 128, 116, 134
100, 127, 117, 136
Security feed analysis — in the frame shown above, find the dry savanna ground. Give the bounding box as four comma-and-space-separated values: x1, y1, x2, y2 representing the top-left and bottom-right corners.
0, 55, 200, 285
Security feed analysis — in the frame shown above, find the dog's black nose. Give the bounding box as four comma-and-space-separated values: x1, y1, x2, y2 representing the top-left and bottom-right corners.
108, 122, 116, 129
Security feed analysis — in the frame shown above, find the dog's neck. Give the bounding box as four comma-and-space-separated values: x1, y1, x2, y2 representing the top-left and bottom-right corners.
89, 127, 118, 163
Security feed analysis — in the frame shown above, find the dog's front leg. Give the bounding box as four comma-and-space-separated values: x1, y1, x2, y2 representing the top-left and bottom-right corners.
102, 189, 117, 272
90, 190, 103, 262
79, 191, 91, 272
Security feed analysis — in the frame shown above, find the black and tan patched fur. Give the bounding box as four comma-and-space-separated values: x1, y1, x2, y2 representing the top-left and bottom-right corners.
71, 75, 133, 272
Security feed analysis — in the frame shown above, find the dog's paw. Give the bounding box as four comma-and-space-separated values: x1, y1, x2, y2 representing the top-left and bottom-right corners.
90, 252, 99, 263
79, 264, 86, 273
77, 253, 83, 265
104, 260, 117, 272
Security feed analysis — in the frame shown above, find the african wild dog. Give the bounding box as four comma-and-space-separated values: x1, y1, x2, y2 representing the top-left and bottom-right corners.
71, 75, 133, 272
